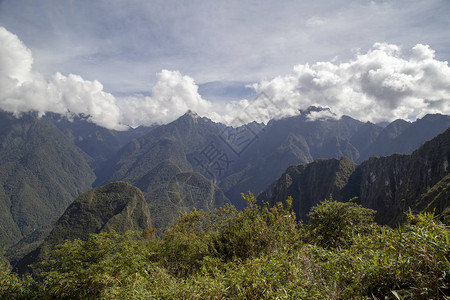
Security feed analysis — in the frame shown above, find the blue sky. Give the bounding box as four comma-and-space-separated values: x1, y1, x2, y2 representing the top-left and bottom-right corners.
0, 0, 449, 128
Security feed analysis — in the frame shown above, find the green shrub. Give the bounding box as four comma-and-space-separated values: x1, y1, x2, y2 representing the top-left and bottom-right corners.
213, 193, 301, 261
3, 195, 449, 299
305, 197, 376, 249
311, 211, 450, 299
158, 208, 219, 277
159, 193, 302, 277
174, 249, 336, 299
39, 231, 157, 299
366, 212, 450, 298
0, 257, 38, 299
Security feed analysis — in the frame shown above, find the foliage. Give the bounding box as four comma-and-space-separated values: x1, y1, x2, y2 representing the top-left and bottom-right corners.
213, 193, 301, 261
0, 255, 39, 299
310, 211, 450, 299
305, 196, 376, 249
3, 195, 450, 299
159, 192, 301, 277
39, 231, 158, 299
362, 212, 450, 299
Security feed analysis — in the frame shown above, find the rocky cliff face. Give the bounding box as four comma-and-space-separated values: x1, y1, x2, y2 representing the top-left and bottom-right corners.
259, 128, 450, 225
347, 154, 411, 224
353, 126, 450, 224
258, 157, 357, 220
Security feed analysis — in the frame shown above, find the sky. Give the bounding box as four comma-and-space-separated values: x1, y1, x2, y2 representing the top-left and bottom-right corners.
0, 0, 449, 129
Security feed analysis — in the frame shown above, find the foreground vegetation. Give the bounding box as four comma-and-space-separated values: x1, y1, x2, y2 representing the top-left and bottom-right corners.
1, 194, 449, 299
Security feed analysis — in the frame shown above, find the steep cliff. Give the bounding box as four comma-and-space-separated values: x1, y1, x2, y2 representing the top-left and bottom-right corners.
258, 157, 357, 220
259, 128, 450, 225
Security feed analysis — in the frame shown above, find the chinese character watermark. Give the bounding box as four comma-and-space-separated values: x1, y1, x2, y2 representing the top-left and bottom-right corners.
193, 141, 233, 180
218, 91, 279, 156
218, 122, 262, 157
166, 91, 279, 205
196, 91, 280, 179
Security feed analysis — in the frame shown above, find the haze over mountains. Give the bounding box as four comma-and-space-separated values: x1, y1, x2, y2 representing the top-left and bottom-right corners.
0, 108, 449, 269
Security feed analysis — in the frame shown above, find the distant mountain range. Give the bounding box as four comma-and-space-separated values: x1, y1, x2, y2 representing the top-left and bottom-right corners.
0, 108, 449, 269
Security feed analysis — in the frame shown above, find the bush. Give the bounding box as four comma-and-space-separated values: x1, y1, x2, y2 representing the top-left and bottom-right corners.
0, 257, 38, 299
3, 196, 449, 299
158, 208, 219, 277
311, 211, 450, 299
39, 231, 157, 299
213, 193, 301, 261
305, 197, 376, 249
172, 249, 336, 299
364, 212, 450, 298
159, 193, 302, 276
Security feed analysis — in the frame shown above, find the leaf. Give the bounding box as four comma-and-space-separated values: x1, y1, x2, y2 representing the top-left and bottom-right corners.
391, 290, 403, 300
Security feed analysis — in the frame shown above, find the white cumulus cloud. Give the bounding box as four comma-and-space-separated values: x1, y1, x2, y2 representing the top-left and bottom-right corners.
119, 70, 213, 127
0, 26, 449, 130
0, 27, 33, 85
0, 27, 214, 130
0, 27, 125, 130
239, 42, 450, 124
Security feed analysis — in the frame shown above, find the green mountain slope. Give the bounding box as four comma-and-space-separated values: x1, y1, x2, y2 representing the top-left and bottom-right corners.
44, 113, 154, 167
145, 171, 229, 229
0, 112, 95, 251
94, 112, 229, 229
14, 181, 151, 275
415, 173, 450, 218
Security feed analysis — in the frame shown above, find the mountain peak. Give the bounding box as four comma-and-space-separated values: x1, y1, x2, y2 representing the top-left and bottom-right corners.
418, 113, 450, 122
176, 110, 222, 128
184, 110, 200, 119
299, 106, 336, 121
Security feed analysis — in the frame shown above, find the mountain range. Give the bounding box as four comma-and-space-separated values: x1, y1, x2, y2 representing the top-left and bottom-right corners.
0, 108, 449, 269
258, 127, 450, 225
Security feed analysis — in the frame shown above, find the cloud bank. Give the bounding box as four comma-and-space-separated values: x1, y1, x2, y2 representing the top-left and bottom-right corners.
231, 43, 450, 124
0, 27, 124, 129
0, 27, 212, 129
0, 26, 449, 129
